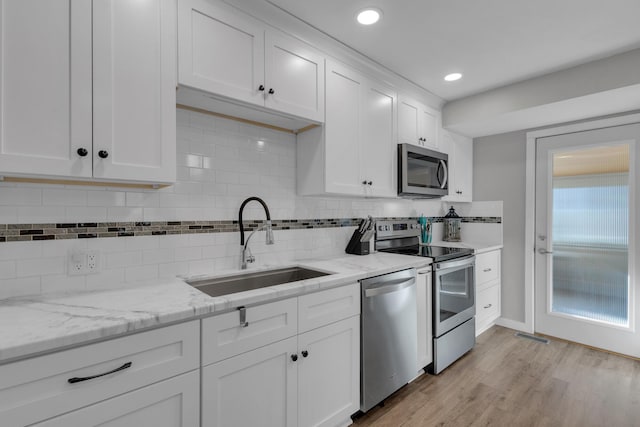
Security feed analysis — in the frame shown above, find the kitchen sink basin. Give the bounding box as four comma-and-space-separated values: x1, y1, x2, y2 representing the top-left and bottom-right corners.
186, 267, 332, 297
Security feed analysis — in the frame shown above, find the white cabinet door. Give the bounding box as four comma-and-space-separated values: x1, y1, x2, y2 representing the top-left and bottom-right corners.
324, 61, 363, 196
178, 0, 264, 107
32, 371, 199, 427
93, 0, 176, 184
416, 267, 433, 370
265, 31, 324, 122
298, 316, 360, 427
442, 130, 473, 202
361, 80, 397, 198
202, 336, 298, 427
398, 96, 440, 149
0, 0, 92, 178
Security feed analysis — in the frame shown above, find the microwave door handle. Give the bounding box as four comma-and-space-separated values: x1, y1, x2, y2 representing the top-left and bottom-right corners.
439, 160, 448, 189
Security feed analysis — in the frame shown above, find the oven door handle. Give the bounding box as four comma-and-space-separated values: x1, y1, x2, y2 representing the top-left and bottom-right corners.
435, 255, 475, 271
440, 289, 468, 296
364, 277, 415, 298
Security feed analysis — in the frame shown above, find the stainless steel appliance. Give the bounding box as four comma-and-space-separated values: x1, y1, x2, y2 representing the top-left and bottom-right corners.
375, 219, 476, 374
398, 143, 449, 198
360, 268, 417, 412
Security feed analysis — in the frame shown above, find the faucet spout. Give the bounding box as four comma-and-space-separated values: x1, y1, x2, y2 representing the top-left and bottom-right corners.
238, 197, 274, 269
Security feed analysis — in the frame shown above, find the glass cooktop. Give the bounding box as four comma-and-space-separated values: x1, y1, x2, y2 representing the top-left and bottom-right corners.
380, 245, 473, 262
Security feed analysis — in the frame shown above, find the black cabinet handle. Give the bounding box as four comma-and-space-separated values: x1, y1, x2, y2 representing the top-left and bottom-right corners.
98, 150, 109, 159
68, 361, 132, 384
268, 88, 275, 94
484, 304, 492, 309
258, 85, 265, 91
76, 148, 88, 157
291, 354, 298, 362
367, 181, 373, 186
301, 350, 308, 358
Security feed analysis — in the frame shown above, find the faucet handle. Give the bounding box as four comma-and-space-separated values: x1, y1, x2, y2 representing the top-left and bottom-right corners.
247, 255, 255, 264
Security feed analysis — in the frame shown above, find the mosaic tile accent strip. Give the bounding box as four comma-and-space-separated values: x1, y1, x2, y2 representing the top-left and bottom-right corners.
0, 216, 501, 242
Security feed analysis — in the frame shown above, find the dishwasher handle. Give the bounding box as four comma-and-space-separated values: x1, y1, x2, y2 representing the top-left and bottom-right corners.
364, 277, 416, 298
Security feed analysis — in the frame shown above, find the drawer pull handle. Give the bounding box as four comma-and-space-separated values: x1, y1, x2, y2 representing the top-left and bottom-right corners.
238, 306, 249, 328
484, 304, 492, 309
483, 268, 492, 272
68, 362, 132, 384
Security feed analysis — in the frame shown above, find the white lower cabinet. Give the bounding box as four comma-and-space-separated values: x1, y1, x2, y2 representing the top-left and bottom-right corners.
475, 249, 502, 335
298, 316, 360, 427
201, 284, 361, 427
202, 336, 298, 427
32, 371, 199, 427
0, 321, 199, 427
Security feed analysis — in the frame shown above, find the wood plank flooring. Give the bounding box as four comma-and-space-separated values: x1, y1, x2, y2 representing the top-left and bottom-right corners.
353, 326, 640, 427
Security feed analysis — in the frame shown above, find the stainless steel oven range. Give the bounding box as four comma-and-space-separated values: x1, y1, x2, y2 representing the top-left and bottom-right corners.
375, 219, 476, 374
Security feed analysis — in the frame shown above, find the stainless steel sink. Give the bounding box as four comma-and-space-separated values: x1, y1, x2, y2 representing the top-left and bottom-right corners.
186, 267, 332, 297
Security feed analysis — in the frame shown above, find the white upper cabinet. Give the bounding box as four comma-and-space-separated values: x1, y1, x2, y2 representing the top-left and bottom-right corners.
178, 0, 324, 123
398, 96, 441, 149
297, 60, 396, 198
442, 130, 473, 202
0, 0, 92, 178
0, 0, 176, 185
93, 0, 176, 184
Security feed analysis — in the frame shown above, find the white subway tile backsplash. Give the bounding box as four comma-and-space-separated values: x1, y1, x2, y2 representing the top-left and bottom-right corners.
106, 251, 144, 269
16, 257, 65, 277
87, 190, 126, 207
0, 277, 41, 297
43, 189, 88, 206
17, 207, 66, 223
0, 260, 16, 279
125, 265, 159, 282
0, 109, 501, 298
0, 188, 41, 206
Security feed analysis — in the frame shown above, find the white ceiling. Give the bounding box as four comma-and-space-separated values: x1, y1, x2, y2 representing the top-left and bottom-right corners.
265, 0, 640, 101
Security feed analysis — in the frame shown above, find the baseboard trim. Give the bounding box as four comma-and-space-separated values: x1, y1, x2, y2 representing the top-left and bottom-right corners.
495, 318, 531, 333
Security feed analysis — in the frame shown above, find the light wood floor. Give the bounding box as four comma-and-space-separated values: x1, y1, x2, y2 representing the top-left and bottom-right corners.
353, 326, 640, 427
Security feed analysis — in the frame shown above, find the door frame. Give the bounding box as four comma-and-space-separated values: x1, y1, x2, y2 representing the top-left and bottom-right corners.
523, 112, 640, 333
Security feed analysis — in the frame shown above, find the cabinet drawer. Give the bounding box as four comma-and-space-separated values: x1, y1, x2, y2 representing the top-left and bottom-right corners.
32, 370, 199, 427
477, 285, 500, 325
0, 321, 199, 427
298, 283, 360, 333
202, 297, 298, 366
476, 250, 500, 287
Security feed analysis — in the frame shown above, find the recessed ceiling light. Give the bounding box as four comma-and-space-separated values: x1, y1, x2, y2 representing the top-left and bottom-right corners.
444, 73, 462, 82
357, 8, 381, 25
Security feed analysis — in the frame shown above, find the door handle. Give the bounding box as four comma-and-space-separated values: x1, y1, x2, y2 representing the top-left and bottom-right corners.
538, 248, 553, 255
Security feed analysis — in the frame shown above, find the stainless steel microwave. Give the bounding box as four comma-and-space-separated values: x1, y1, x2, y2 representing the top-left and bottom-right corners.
398, 143, 449, 198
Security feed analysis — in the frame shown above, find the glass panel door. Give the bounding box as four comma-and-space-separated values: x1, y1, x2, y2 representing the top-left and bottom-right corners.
551, 145, 629, 325
534, 123, 640, 358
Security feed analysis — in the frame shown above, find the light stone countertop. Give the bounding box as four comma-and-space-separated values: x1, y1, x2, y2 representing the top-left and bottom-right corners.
0, 252, 430, 364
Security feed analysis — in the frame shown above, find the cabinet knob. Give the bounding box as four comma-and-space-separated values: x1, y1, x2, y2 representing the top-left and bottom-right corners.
367, 181, 373, 186
76, 148, 88, 157
301, 350, 309, 358
98, 150, 109, 159
290, 354, 298, 362
456, 190, 463, 195
268, 88, 275, 94
258, 85, 265, 91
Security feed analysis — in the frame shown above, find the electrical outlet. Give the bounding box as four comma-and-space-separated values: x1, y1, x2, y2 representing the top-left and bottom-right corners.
68, 250, 100, 275
87, 250, 99, 273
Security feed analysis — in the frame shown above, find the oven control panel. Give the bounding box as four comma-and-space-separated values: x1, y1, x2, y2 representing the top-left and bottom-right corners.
375, 220, 421, 240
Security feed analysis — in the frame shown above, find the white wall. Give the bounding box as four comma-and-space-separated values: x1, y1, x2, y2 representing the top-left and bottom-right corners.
0, 109, 462, 298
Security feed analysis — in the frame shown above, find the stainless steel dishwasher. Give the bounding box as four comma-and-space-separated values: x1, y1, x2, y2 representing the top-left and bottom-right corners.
360, 268, 417, 412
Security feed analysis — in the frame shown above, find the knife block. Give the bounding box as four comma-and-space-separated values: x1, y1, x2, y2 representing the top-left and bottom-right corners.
345, 230, 370, 255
